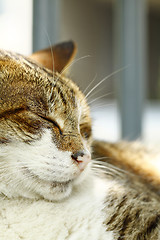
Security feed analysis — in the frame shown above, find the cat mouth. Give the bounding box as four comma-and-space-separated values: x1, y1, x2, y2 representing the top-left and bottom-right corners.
23, 166, 73, 187
51, 180, 72, 188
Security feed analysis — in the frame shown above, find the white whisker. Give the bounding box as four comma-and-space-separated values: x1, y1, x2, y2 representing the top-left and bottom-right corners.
92, 159, 132, 176
88, 92, 113, 105
44, 29, 56, 105
54, 55, 91, 86
87, 87, 107, 101
60, 55, 91, 76
90, 103, 114, 111
83, 74, 97, 95
92, 157, 109, 161
85, 66, 128, 99
44, 29, 55, 74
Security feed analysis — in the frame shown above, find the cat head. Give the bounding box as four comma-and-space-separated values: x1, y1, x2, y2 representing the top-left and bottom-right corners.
0, 41, 92, 201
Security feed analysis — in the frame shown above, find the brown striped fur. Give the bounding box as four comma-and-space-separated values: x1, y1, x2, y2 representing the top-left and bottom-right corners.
0, 41, 160, 239
0, 47, 91, 153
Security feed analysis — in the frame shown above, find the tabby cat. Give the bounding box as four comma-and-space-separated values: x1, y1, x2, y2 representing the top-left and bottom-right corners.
0, 41, 160, 240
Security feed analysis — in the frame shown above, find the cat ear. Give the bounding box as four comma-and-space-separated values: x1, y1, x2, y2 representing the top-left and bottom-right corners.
29, 41, 77, 74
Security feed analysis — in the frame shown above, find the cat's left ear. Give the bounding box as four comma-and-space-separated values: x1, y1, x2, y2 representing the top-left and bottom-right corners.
29, 41, 77, 74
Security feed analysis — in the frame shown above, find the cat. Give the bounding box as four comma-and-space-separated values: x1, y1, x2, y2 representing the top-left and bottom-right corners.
0, 41, 160, 240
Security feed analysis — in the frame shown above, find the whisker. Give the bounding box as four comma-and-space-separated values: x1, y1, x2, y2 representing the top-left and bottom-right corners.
92, 168, 125, 180
44, 29, 55, 74
92, 157, 109, 161
90, 103, 114, 111
92, 163, 123, 176
92, 166, 122, 178
85, 66, 128, 99
88, 92, 113, 105
60, 55, 91, 76
43, 29, 57, 106
87, 87, 108, 101
92, 159, 133, 176
49, 55, 90, 109
54, 55, 91, 86
83, 73, 97, 95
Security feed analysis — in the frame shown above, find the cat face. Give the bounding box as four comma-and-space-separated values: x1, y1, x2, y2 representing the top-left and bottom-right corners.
0, 44, 92, 201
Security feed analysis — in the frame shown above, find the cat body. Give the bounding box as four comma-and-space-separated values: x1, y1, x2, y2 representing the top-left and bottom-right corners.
0, 175, 114, 240
0, 47, 111, 239
0, 42, 160, 239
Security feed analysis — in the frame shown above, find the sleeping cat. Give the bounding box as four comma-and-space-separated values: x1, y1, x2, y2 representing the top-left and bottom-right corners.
0, 41, 160, 240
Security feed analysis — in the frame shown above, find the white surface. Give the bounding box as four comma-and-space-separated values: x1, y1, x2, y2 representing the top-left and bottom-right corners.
91, 101, 120, 142
91, 100, 160, 144
0, 0, 32, 55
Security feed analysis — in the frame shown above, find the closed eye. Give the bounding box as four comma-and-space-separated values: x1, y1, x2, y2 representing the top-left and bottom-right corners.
80, 125, 92, 140
38, 115, 62, 135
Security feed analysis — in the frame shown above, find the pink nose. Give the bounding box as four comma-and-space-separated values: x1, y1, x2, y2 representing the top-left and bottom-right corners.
71, 150, 91, 171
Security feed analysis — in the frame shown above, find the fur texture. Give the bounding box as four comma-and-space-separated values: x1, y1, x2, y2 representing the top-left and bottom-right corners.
0, 174, 115, 240
0, 44, 160, 239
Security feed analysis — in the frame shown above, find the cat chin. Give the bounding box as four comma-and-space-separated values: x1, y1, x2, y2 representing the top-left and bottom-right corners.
38, 181, 73, 202
27, 165, 92, 202
30, 167, 91, 202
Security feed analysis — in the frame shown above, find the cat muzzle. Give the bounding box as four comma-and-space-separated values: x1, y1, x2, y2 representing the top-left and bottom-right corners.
71, 150, 91, 171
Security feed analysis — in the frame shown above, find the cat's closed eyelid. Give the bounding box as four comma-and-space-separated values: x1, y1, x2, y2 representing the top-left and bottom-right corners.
37, 114, 63, 135
80, 125, 92, 139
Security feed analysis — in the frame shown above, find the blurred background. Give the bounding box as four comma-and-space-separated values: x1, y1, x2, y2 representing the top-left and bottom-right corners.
0, 0, 160, 144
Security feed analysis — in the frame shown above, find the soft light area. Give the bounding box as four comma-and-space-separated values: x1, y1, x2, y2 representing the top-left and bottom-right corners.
91, 100, 160, 145
0, 0, 32, 55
